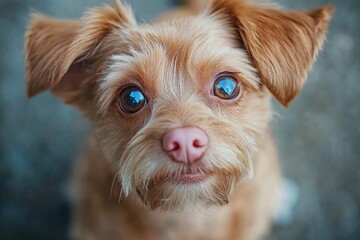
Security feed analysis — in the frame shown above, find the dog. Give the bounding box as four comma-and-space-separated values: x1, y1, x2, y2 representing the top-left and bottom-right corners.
24, 0, 333, 239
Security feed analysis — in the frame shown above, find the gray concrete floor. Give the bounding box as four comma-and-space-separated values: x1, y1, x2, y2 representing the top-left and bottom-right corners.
0, 0, 359, 239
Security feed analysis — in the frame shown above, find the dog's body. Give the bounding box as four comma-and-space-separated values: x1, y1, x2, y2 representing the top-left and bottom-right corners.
25, 0, 333, 239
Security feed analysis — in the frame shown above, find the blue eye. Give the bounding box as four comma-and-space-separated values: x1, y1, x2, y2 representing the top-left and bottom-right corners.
117, 86, 147, 113
213, 75, 241, 100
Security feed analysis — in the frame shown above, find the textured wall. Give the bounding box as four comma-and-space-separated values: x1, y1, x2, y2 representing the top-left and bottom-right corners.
0, 0, 359, 239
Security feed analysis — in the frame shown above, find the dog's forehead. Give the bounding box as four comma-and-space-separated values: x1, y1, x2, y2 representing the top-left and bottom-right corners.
125, 17, 236, 51
117, 17, 239, 71
98, 17, 259, 111
126, 18, 237, 87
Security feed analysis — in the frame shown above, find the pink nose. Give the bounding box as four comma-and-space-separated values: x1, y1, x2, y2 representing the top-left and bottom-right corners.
162, 127, 208, 164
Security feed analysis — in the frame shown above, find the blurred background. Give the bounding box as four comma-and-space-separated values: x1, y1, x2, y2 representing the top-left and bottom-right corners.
0, 0, 359, 239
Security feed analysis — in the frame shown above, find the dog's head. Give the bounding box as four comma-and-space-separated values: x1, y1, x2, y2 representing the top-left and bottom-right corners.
25, 0, 333, 211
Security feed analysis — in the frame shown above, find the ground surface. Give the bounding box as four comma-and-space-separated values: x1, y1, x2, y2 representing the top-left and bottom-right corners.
0, 0, 359, 239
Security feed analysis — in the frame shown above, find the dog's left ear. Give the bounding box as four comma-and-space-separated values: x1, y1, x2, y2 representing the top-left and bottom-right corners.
208, 0, 334, 107
25, 1, 136, 104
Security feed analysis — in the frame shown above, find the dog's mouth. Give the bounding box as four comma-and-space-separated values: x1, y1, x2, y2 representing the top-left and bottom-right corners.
171, 168, 212, 184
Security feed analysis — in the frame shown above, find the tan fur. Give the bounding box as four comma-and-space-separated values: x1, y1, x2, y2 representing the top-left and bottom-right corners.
24, 0, 333, 239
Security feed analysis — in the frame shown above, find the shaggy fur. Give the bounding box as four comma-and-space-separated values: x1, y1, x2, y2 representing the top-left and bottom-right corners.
25, 0, 333, 239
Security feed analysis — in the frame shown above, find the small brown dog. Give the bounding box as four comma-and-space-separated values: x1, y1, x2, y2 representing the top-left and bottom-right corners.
25, 0, 333, 239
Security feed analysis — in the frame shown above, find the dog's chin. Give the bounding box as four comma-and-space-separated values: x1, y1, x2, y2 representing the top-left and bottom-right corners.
134, 170, 244, 212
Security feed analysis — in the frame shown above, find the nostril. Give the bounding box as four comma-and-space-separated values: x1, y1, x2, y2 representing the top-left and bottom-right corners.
170, 142, 180, 151
163, 140, 181, 152
193, 139, 204, 148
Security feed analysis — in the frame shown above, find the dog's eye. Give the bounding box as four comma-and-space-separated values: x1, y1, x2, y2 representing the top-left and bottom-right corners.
212, 75, 241, 100
117, 86, 147, 114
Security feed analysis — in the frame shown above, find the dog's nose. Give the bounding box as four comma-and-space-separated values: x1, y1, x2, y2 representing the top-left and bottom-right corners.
162, 127, 208, 164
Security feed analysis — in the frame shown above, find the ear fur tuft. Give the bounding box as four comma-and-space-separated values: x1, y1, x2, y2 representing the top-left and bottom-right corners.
25, 1, 136, 99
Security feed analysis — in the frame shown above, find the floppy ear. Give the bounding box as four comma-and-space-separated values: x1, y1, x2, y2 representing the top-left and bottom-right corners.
25, 0, 136, 103
208, 0, 334, 107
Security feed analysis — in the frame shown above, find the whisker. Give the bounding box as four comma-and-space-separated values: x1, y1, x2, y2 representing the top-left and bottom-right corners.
110, 172, 119, 200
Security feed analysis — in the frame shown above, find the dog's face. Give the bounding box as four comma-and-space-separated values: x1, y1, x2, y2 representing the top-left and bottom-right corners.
95, 17, 269, 210
25, 0, 333, 211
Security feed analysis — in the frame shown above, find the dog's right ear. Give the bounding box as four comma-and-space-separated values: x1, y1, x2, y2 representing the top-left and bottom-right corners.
25, 1, 136, 103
